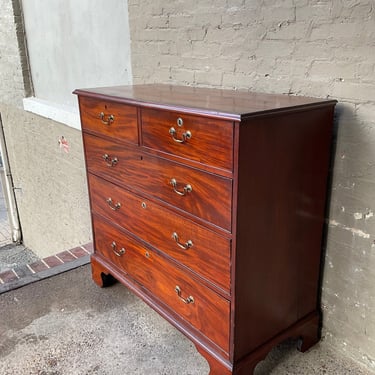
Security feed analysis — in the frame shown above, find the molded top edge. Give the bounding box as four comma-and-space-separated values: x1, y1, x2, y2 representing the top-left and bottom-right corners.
73, 84, 337, 121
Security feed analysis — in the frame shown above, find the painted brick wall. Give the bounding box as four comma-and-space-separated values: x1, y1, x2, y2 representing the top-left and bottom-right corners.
128, 0, 375, 369
0, 0, 31, 107
0, 0, 91, 257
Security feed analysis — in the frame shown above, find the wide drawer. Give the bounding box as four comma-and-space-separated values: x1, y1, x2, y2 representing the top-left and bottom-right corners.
84, 134, 232, 231
79, 96, 138, 144
92, 216, 230, 353
89, 175, 231, 292
141, 108, 234, 171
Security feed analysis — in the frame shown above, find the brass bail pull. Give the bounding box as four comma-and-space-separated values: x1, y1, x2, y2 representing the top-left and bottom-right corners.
172, 232, 193, 250
169, 127, 192, 144
106, 198, 121, 211
170, 178, 192, 196
99, 112, 114, 125
175, 286, 194, 304
111, 241, 126, 257
102, 153, 118, 167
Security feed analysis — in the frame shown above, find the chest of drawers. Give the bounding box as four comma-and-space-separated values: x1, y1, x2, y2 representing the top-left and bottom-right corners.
74, 85, 336, 374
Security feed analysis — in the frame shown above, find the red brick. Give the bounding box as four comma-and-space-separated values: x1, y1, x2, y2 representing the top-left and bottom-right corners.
82, 242, 94, 253
43, 255, 63, 268
70, 247, 89, 258
0, 269, 18, 283
56, 250, 76, 263
28, 260, 49, 273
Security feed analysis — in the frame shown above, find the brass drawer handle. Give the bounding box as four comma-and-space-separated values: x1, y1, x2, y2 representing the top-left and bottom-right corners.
106, 198, 121, 211
175, 286, 194, 304
102, 154, 118, 167
172, 232, 193, 250
99, 112, 114, 125
111, 241, 126, 257
170, 178, 192, 196
169, 127, 192, 144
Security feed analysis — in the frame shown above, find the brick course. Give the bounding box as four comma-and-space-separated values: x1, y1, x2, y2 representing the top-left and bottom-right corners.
0, 242, 93, 293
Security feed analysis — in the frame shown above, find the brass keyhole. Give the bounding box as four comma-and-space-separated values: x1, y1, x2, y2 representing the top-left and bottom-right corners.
177, 117, 183, 127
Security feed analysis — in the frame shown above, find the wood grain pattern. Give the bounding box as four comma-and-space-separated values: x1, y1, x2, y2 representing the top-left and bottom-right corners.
75, 84, 337, 375
88, 175, 231, 293
92, 216, 230, 353
141, 108, 234, 171
232, 106, 335, 361
74, 84, 336, 120
78, 95, 138, 144
84, 135, 233, 231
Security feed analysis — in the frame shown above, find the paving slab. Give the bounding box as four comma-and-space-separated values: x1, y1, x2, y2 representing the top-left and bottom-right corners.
0, 265, 373, 375
0, 244, 39, 273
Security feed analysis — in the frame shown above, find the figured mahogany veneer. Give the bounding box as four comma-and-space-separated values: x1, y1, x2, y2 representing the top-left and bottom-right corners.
75, 84, 337, 374
141, 108, 234, 171
88, 174, 231, 293
84, 133, 233, 230
92, 214, 230, 353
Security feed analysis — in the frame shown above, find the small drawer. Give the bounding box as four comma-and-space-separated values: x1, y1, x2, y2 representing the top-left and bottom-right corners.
141, 108, 234, 171
84, 136, 233, 231
78, 96, 138, 144
93, 217, 230, 353
89, 179, 231, 292
82, 133, 137, 181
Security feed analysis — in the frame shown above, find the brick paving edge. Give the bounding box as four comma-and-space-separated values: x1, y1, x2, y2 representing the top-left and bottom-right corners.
0, 243, 93, 294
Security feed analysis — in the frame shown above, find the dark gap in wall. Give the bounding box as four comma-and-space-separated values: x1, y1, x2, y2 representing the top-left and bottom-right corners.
11, 0, 34, 97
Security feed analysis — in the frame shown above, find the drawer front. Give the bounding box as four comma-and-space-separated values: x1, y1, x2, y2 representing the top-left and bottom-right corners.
89, 174, 231, 291
79, 96, 138, 144
84, 135, 232, 231
141, 108, 234, 171
83, 133, 138, 181
92, 216, 230, 353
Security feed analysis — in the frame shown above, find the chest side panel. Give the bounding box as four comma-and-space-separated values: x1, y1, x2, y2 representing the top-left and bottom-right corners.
232, 105, 335, 360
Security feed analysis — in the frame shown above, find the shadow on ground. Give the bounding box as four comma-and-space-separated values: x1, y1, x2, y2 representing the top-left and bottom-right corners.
0, 265, 372, 375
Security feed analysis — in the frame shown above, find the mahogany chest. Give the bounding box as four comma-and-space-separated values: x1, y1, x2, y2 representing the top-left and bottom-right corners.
74, 84, 336, 374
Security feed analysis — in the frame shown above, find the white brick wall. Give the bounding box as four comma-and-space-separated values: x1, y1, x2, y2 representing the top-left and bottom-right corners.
0, 0, 28, 107
0, 0, 91, 257
128, 0, 375, 369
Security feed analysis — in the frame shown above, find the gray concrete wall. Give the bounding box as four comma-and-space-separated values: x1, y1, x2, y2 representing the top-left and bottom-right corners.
0, 0, 134, 257
0, 0, 127, 256
128, 0, 375, 370
22, 0, 133, 107
0, 104, 92, 257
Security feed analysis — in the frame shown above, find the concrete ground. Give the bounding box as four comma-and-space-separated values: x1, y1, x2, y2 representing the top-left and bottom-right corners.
0, 265, 373, 375
0, 243, 39, 273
